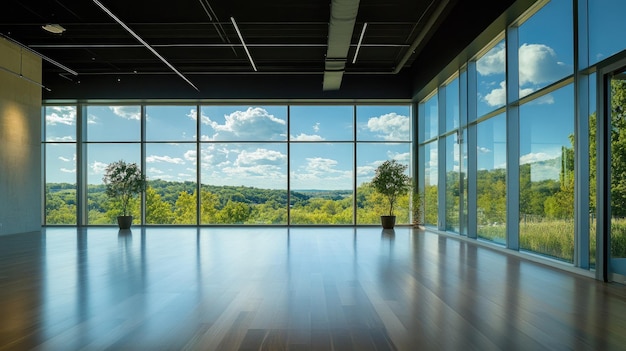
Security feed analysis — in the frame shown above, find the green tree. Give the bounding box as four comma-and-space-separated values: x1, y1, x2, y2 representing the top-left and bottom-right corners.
146, 186, 173, 224
173, 191, 197, 224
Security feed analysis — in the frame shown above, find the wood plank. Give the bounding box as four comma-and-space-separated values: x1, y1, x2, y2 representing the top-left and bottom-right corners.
0, 227, 625, 350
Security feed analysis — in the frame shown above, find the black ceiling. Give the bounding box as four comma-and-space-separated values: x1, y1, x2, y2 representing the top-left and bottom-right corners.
0, 0, 518, 100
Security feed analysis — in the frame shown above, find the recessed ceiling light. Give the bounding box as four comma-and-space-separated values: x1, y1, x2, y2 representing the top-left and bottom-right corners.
42, 24, 66, 34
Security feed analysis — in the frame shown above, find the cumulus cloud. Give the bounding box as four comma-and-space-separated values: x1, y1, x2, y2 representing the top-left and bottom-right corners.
146, 155, 185, 164
313, 122, 320, 132
60, 168, 76, 173
201, 107, 286, 140
477, 146, 492, 154
91, 161, 107, 174
189, 108, 211, 125
479, 43, 570, 106
235, 148, 286, 167
184, 150, 197, 164
484, 81, 507, 107
291, 133, 325, 141
366, 113, 410, 140
519, 43, 570, 86
109, 106, 140, 120
46, 106, 75, 125
477, 43, 505, 76
58, 156, 71, 162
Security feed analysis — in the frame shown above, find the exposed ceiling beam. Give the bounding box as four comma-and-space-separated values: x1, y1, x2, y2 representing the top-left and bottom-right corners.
91, 0, 199, 91
322, 0, 361, 91
392, 0, 451, 74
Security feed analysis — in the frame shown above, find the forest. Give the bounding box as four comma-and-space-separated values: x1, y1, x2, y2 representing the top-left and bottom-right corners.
45, 180, 410, 226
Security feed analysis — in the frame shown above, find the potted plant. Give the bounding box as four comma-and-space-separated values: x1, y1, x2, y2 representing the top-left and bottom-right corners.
103, 160, 146, 229
371, 159, 411, 229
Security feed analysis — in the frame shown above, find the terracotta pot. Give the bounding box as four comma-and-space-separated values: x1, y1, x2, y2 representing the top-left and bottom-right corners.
380, 215, 396, 229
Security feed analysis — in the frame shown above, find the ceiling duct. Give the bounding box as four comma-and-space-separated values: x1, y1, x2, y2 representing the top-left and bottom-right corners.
322, 0, 361, 91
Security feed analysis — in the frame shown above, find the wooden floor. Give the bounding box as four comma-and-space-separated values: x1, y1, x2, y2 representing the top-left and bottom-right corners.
1, 227, 626, 351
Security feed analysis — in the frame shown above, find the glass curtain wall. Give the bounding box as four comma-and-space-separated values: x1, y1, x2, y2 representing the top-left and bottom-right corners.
43, 103, 411, 226
417, 0, 579, 265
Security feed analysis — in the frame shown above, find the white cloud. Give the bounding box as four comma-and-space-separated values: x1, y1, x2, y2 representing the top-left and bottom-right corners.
235, 148, 286, 167
520, 151, 557, 165
477, 43, 505, 76
387, 152, 411, 163
87, 114, 98, 124
477, 146, 492, 154
47, 136, 75, 142
291, 133, 325, 141
201, 107, 286, 141
58, 156, 71, 162
366, 113, 410, 140
184, 150, 197, 164
148, 167, 164, 175
519, 43, 570, 86
109, 106, 140, 120
91, 161, 107, 174
484, 81, 506, 107
313, 122, 320, 132
480, 43, 569, 106
46, 106, 75, 126
146, 155, 185, 164
60, 168, 75, 173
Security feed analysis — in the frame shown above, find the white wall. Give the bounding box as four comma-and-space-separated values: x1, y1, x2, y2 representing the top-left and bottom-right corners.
0, 38, 42, 235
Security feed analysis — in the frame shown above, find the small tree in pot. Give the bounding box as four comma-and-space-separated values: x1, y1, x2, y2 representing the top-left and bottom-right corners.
103, 160, 146, 229
371, 159, 411, 229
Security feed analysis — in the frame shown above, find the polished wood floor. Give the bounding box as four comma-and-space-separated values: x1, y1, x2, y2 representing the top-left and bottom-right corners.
1, 227, 625, 351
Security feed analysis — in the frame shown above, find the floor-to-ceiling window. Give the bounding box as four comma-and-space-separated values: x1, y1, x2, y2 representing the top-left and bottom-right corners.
43, 106, 77, 224
43, 103, 411, 226
416, 0, 585, 269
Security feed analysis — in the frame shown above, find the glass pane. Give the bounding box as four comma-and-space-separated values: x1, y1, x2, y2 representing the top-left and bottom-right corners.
86, 106, 140, 141
45, 106, 76, 141
460, 128, 468, 235
589, 0, 626, 66
200, 143, 287, 224
589, 72, 597, 269
446, 133, 460, 232
424, 141, 438, 227
477, 113, 506, 243
423, 94, 438, 140
290, 143, 353, 224
356, 143, 411, 224
445, 78, 460, 131
146, 105, 197, 141
476, 39, 506, 117
45, 143, 76, 224
609, 72, 626, 275
356, 105, 411, 141
86, 144, 141, 224
145, 143, 197, 224
290, 105, 353, 141
517, 0, 573, 98
519, 84, 574, 262
200, 105, 287, 141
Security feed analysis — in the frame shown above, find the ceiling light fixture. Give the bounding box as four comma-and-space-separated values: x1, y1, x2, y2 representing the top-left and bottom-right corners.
42, 23, 66, 34
230, 17, 257, 72
91, 0, 199, 91
352, 22, 367, 64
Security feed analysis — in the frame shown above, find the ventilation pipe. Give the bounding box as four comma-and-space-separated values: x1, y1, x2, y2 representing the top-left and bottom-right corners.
322, 0, 361, 91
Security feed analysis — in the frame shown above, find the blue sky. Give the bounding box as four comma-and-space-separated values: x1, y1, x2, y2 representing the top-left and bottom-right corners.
44, 104, 411, 190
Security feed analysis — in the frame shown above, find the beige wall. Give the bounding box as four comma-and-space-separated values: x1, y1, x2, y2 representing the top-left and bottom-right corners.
0, 38, 42, 235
